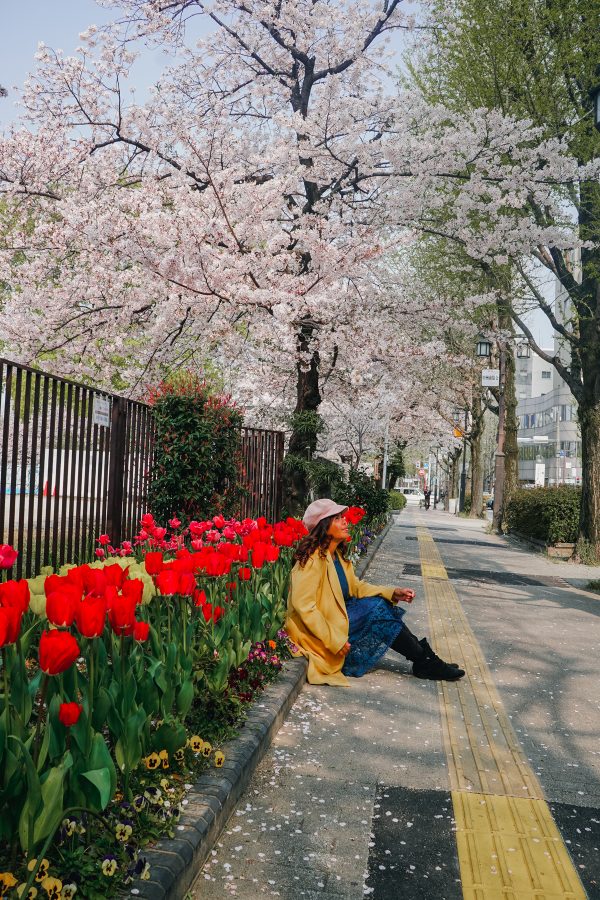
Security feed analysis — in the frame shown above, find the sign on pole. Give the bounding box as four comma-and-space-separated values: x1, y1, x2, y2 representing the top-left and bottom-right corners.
92, 395, 111, 428
481, 368, 500, 387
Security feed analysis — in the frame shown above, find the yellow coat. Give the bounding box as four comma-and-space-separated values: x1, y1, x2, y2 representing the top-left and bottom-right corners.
285, 550, 395, 686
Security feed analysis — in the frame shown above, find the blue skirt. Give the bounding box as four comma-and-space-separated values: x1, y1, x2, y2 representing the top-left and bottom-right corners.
342, 596, 406, 678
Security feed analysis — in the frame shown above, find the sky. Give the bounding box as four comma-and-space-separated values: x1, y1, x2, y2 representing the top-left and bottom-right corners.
1, 0, 555, 345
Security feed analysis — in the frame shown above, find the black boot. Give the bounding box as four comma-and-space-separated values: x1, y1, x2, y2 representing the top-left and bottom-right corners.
418, 638, 461, 669
412, 638, 465, 681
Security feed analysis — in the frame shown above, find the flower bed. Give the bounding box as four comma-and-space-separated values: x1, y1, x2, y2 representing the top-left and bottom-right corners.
0, 512, 308, 899
0, 506, 370, 899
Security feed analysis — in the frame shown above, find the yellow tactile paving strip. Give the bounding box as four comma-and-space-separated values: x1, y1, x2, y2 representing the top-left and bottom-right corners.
416, 524, 587, 900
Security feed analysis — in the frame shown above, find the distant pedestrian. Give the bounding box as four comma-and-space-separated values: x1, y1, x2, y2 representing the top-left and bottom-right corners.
424, 489, 431, 510
285, 499, 464, 686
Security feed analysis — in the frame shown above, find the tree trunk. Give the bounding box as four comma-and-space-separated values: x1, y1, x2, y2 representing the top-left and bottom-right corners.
575, 179, 600, 560
282, 324, 322, 517
503, 343, 519, 516
469, 397, 485, 517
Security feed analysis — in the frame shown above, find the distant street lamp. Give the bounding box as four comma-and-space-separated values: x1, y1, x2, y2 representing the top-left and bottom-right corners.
476, 338, 493, 358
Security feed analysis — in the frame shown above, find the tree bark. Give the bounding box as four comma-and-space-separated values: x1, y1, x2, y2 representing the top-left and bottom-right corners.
469, 396, 485, 517
282, 323, 322, 516
576, 178, 600, 558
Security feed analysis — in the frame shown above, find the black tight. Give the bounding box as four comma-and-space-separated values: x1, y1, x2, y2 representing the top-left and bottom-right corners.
391, 624, 425, 662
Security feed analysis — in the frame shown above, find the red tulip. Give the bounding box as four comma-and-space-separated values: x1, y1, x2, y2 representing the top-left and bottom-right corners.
213, 515, 226, 529
156, 569, 180, 595
152, 527, 167, 540
0, 578, 30, 614
265, 544, 280, 563
122, 578, 144, 605
251, 543, 267, 569
238, 567, 252, 581
103, 563, 128, 588
201, 602, 224, 623
46, 590, 78, 628
193, 588, 207, 607
59, 702, 83, 727
107, 594, 137, 636
144, 552, 164, 575
76, 593, 107, 638
0, 544, 18, 569
133, 620, 150, 641
346, 506, 366, 525
178, 572, 197, 595
39, 630, 80, 675
141, 512, 155, 528
0, 608, 12, 647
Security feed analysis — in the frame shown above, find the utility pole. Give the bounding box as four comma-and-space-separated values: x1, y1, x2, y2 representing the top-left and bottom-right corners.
492, 344, 507, 532
458, 408, 469, 513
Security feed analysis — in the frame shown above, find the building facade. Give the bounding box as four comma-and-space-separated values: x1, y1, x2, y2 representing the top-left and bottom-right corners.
515, 270, 581, 486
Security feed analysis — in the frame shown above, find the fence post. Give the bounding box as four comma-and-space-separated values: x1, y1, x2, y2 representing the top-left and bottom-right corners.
106, 396, 127, 546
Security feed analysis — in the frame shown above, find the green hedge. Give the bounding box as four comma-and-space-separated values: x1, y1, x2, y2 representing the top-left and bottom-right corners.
388, 490, 407, 511
333, 469, 390, 524
505, 486, 581, 544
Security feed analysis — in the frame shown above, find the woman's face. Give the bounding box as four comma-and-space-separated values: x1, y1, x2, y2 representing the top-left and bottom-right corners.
326, 512, 349, 543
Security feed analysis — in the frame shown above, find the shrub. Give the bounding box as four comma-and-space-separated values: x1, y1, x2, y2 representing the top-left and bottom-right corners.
147, 373, 244, 524
388, 490, 407, 511
504, 486, 581, 544
333, 469, 390, 524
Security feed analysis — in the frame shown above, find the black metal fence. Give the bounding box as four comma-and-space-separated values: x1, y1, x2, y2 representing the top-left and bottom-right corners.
0, 359, 285, 579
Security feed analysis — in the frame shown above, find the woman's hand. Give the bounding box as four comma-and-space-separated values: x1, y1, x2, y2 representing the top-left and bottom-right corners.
392, 587, 415, 604
339, 641, 351, 657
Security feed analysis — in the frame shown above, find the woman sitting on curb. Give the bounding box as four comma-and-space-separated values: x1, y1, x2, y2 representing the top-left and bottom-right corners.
285, 498, 465, 687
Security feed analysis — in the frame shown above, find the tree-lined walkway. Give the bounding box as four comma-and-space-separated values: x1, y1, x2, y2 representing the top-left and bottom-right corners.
191, 510, 600, 898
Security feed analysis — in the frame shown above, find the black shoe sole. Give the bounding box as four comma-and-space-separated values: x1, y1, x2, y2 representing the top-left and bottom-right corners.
412, 670, 465, 681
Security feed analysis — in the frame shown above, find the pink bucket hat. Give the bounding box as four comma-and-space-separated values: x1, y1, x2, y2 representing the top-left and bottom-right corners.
302, 498, 348, 532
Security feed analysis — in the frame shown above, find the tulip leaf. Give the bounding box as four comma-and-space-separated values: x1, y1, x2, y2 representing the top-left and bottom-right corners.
176, 679, 194, 718
81, 767, 112, 810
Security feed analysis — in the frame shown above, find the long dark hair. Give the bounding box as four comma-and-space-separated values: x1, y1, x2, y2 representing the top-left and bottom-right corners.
294, 514, 349, 567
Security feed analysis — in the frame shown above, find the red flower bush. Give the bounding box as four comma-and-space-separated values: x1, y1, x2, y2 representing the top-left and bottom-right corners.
39, 630, 80, 675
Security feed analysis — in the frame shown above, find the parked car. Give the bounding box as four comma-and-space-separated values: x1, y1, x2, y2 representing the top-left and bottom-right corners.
486, 495, 494, 509
401, 487, 426, 506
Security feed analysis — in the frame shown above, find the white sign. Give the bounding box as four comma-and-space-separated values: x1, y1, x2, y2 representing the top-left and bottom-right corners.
92, 395, 111, 428
481, 368, 500, 387
534, 462, 545, 487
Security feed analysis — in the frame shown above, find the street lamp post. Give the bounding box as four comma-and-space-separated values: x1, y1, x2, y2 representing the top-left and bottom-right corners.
492, 343, 507, 532
458, 409, 469, 514
476, 334, 507, 531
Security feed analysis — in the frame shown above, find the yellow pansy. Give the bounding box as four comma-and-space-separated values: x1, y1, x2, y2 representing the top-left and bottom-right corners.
40, 877, 62, 900
144, 752, 160, 770
27, 860, 49, 883
0, 873, 18, 896
188, 735, 203, 753
214, 750, 225, 767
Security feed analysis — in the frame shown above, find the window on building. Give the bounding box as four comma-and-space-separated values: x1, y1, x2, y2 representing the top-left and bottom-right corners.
541, 371, 552, 379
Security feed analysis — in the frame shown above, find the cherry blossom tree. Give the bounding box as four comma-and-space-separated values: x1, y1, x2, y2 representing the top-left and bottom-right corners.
0, 0, 595, 513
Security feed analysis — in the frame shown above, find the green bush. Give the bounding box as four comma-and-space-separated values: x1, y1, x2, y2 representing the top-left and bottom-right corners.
333, 469, 390, 524
505, 486, 581, 544
388, 490, 407, 511
147, 372, 244, 523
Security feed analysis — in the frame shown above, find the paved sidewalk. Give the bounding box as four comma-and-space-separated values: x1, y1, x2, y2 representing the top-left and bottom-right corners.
190, 511, 600, 899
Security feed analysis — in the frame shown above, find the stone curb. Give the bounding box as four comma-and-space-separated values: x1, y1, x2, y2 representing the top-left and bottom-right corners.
131, 657, 308, 899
